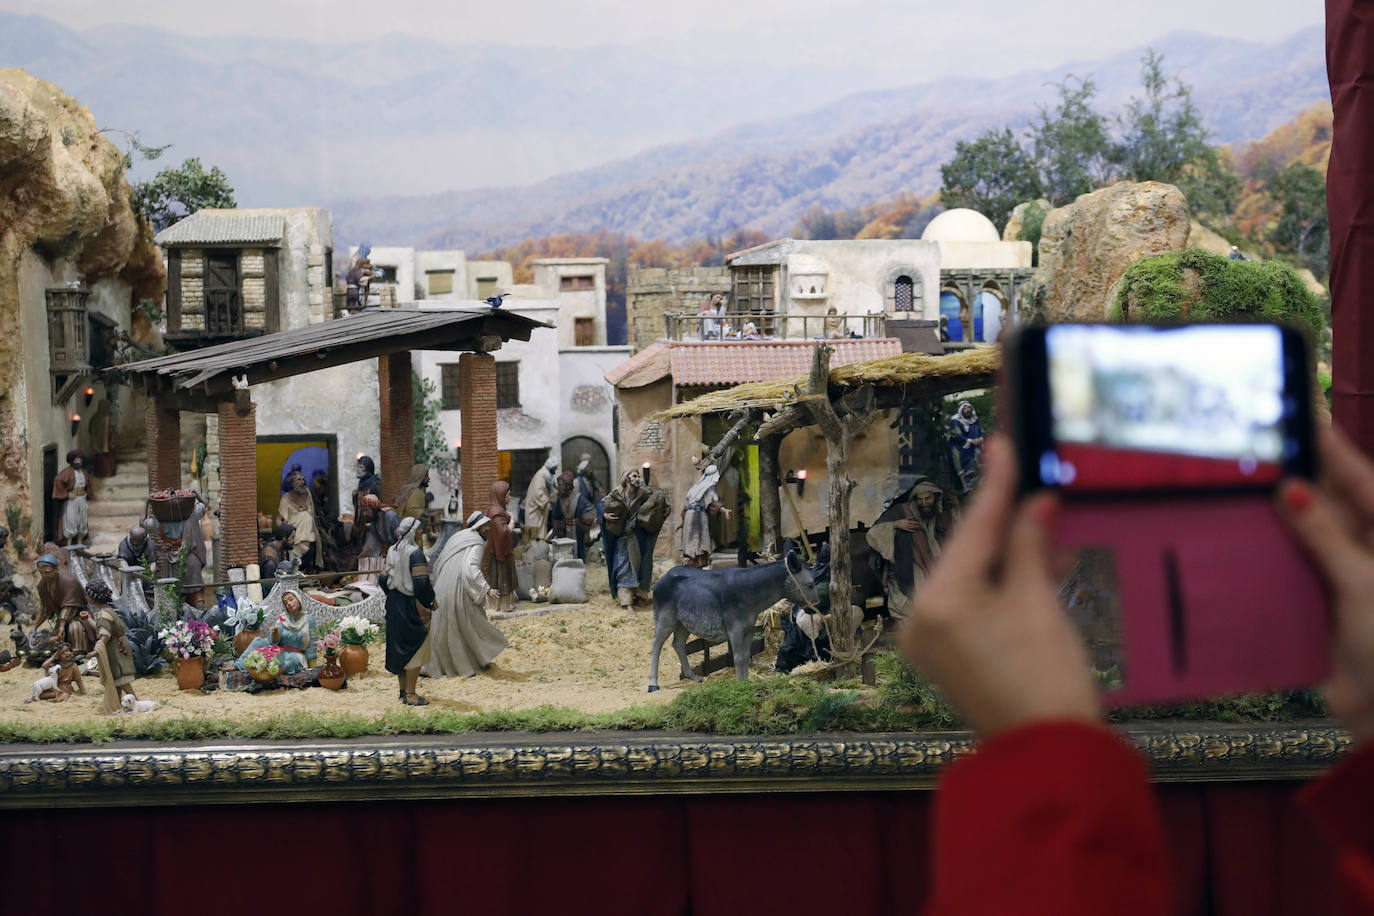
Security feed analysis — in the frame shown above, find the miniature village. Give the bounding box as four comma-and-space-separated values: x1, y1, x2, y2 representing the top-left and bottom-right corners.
0, 68, 1331, 743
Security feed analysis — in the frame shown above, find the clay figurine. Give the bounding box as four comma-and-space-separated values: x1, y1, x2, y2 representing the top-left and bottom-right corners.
604, 469, 669, 610
277, 471, 318, 569
383, 517, 435, 706
52, 449, 93, 546
425, 510, 508, 678
34, 553, 95, 652
234, 589, 316, 676
521, 456, 558, 545
480, 481, 517, 614
866, 479, 955, 619
680, 464, 731, 568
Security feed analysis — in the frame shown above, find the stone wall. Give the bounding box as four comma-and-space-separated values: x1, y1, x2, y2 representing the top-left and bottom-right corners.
627, 267, 730, 352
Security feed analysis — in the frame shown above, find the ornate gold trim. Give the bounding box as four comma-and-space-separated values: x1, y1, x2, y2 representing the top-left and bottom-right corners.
0, 721, 1347, 808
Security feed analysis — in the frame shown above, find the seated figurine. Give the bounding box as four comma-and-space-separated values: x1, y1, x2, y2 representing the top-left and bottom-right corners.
234, 589, 316, 675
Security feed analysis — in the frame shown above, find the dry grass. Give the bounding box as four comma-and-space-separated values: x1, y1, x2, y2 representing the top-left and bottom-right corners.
655, 347, 1001, 419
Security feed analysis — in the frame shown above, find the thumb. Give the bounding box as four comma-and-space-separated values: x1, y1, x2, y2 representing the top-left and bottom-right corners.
1277, 479, 1367, 592
1005, 492, 1058, 589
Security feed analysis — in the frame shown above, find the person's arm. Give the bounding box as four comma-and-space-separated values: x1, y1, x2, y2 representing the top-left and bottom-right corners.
902, 436, 1171, 915
1275, 426, 1374, 912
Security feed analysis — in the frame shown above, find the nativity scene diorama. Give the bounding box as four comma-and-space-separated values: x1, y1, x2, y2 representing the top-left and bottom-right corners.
0, 181, 1318, 748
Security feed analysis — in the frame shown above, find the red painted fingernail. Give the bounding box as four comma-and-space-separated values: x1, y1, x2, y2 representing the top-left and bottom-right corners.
1035, 496, 1060, 527
1282, 481, 1314, 513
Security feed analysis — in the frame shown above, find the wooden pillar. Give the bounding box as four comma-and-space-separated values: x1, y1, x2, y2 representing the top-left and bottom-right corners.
378, 352, 415, 504
758, 433, 783, 558
459, 352, 498, 518
145, 400, 181, 492
217, 400, 258, 569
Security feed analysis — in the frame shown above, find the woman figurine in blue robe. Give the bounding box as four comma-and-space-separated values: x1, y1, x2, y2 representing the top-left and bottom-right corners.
235, 589, 316, 675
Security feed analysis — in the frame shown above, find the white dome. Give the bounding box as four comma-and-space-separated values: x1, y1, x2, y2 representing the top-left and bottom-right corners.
920, 208, 1001, 243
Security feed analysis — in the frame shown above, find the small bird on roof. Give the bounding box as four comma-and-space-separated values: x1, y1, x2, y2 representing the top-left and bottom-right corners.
484, 292, 510, 308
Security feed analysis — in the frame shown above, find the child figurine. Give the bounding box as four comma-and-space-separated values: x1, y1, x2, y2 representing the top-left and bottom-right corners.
28, 642, 84, 702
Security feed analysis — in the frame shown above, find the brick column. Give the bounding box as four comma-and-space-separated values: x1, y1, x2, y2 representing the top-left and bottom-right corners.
217, 400, 258, 569
378, 352, 415, 504
459, 352, 498, 517
145, 400, 181, 492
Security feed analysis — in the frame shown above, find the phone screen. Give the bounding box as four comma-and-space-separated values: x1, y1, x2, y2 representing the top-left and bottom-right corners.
1033, 323, 1308, 493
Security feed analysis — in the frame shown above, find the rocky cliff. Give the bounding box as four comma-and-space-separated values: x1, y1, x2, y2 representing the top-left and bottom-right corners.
0, 68, 165, 519
1025, 181, 1191, 322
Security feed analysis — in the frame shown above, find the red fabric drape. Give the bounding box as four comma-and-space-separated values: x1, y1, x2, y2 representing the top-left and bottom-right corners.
1327, 0, 1374, 451
0, 784, 1338, 915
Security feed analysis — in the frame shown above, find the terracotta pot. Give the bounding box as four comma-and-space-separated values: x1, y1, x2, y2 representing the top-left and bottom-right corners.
174, 655, 205, 691
248, 667, 278, 684
318, 650, 346, 690
338, 644, 369, 678
233, 629, 261, 656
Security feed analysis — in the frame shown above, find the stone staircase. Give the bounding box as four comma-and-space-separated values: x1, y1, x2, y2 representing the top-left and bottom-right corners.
87, 449, 150, 556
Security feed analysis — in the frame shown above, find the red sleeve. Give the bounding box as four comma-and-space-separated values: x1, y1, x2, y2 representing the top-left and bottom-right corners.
924, 720, 1171, 916
1299, 741, 1374, 914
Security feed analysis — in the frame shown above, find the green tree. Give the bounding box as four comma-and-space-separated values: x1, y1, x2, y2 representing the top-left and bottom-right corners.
1267, 162, 1330, 277
938, 128, 1042, 231
1115, 50, 1212, 183
133, 157, 236, 231
1031, 76, 1113, 206
1115, 49, 1240, 221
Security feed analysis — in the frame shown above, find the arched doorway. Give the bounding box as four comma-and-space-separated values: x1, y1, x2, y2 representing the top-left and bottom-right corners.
940, 290, 966, 341
562, 436, 611, 503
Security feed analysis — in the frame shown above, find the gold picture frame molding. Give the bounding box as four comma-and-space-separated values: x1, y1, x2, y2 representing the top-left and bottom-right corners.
0, 721, 1347, 808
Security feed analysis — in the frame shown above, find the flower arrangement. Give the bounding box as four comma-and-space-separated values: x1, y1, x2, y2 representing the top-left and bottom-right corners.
242, 645, 283, 679
315, 630, 341, 657
158, 619, 217, 659
338, 615, 380, 646
225, 602, 266, 635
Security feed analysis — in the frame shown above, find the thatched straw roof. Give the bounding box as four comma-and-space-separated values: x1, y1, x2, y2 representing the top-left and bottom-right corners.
654, 346, 1000, 419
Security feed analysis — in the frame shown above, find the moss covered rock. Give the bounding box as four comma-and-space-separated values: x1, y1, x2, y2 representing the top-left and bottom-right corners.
1111, 247, 1324, 339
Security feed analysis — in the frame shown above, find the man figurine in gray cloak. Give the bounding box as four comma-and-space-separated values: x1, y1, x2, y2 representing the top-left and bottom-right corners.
603, 469, 669, 610
383, 517, 435, 706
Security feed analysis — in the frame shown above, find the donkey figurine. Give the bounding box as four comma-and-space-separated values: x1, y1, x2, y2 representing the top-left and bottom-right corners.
648, 548, 821, 691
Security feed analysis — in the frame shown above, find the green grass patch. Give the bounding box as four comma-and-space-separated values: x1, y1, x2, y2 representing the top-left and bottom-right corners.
1111, 247, 1324, 338
0, 653, 1330, 745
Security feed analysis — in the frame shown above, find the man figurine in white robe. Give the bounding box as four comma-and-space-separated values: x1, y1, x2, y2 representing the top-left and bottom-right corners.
424, 510, 508, 678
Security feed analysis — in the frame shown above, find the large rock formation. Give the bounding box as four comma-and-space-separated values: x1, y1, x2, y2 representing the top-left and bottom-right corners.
1025, 181, 1191, 322
0, 69, 165, 518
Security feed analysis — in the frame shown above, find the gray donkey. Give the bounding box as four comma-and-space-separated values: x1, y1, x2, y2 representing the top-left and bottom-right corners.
648, 549, 820, 691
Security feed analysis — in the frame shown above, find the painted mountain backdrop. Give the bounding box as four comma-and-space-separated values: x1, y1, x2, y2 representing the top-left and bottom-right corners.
0, 12, 1327, 249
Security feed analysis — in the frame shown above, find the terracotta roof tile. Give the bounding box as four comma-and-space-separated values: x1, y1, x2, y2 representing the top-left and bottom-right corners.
668, 339, 902, 387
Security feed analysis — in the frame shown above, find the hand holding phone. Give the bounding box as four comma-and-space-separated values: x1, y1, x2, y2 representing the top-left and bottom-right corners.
1279, 427, 1374, 746
1007, 322, 1328, 705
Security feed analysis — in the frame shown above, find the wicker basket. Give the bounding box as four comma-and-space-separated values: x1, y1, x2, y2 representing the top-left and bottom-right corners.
248, 668, 278, 684
149, 494, 197, 523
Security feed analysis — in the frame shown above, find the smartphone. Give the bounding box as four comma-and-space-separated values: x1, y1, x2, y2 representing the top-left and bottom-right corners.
1009, 322, 1317, 496
1005, 321, 1328, 705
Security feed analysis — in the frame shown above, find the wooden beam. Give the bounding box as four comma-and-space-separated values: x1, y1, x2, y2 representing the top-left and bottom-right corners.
755, 404, 809, 439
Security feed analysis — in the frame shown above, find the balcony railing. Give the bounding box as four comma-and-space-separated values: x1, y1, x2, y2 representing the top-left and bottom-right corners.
664, 310, 887, 342
332, 286, 398, 318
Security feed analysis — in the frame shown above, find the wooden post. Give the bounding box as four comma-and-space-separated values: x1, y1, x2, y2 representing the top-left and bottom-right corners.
758, 433, 782, 558
803, 345, 877, 680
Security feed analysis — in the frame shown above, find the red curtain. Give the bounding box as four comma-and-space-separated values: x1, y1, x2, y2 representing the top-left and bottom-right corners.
0, 784, 1336, 914
1327, 0, 1374, 450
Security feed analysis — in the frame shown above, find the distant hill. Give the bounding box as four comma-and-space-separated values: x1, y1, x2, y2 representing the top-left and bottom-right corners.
1230, 102, 1333, 240
0, 10, 891, 204
0, 12, 1327, 249
330, 27, 1327, 249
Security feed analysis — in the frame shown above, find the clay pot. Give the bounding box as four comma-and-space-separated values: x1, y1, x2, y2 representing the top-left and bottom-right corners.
174, 655, 205, 691
339, 644, 369, 678
318, 651, 346, 691
233, 629, 261, 656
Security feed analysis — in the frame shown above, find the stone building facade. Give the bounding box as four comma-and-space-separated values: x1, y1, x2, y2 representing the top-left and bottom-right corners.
627, 266, 731, 352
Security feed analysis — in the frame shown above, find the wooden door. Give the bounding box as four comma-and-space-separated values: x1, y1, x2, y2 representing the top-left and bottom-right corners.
205, 251, 242, 335
42, 446, 57, 543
